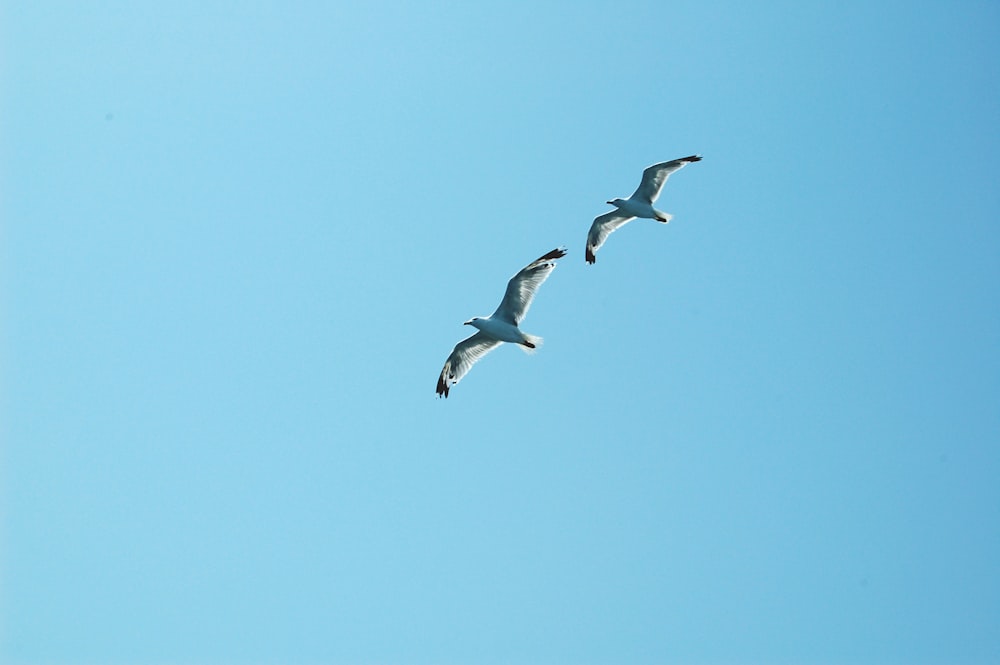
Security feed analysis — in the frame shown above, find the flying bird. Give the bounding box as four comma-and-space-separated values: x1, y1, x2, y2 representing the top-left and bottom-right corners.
436, 247, 567, 398
586, 155, 702, 264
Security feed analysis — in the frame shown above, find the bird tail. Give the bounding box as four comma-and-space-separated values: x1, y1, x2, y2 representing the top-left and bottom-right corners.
520, 334, 543, 353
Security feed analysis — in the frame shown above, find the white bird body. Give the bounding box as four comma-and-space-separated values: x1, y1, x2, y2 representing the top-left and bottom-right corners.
586, 155, 701, 263
466, 316, 536, 346
437, 248, 566, 398
607, 197, 672, 223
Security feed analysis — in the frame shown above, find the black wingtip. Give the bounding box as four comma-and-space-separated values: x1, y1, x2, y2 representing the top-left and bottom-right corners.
538, 247, 567, 262
436, 375, 449, 398
682, 154, 703, 163
585, 247, 596, 264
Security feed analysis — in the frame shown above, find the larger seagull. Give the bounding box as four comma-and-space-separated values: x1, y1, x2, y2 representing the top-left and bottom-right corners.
436, 247, 567, 398
586, 155, 702, 264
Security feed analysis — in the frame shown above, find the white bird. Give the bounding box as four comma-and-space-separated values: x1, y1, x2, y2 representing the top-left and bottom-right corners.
437, 247, 567, 398
586, 154, 702, 264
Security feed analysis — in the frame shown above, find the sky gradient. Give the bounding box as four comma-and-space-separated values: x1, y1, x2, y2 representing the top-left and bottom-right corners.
3, 2, 999, 664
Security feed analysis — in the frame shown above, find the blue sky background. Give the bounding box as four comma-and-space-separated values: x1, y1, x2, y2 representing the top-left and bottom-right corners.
3, 2, 999, 664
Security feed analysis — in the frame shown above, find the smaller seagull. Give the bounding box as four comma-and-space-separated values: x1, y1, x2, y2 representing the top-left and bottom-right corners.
437, 247, 567, 398
586, 154, 702, 264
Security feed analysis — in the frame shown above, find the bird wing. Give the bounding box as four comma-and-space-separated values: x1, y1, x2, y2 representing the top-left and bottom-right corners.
630, 154, 702, 204
436, 331, 503, 398
586, 211, 635, 264
491, 247, 567, 324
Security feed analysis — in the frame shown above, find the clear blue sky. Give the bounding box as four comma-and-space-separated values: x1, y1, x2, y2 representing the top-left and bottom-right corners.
3, 2, 999, 664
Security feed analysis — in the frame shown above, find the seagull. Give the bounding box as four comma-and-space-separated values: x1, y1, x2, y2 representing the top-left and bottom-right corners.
586, 154, 702, 264
436, 247, 567, 398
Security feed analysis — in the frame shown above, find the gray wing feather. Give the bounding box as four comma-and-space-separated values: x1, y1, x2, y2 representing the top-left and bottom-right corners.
491, 247, 567, 324
436, 331, 503, 398
631, 154, 702, 204
586, 211, 635, 264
